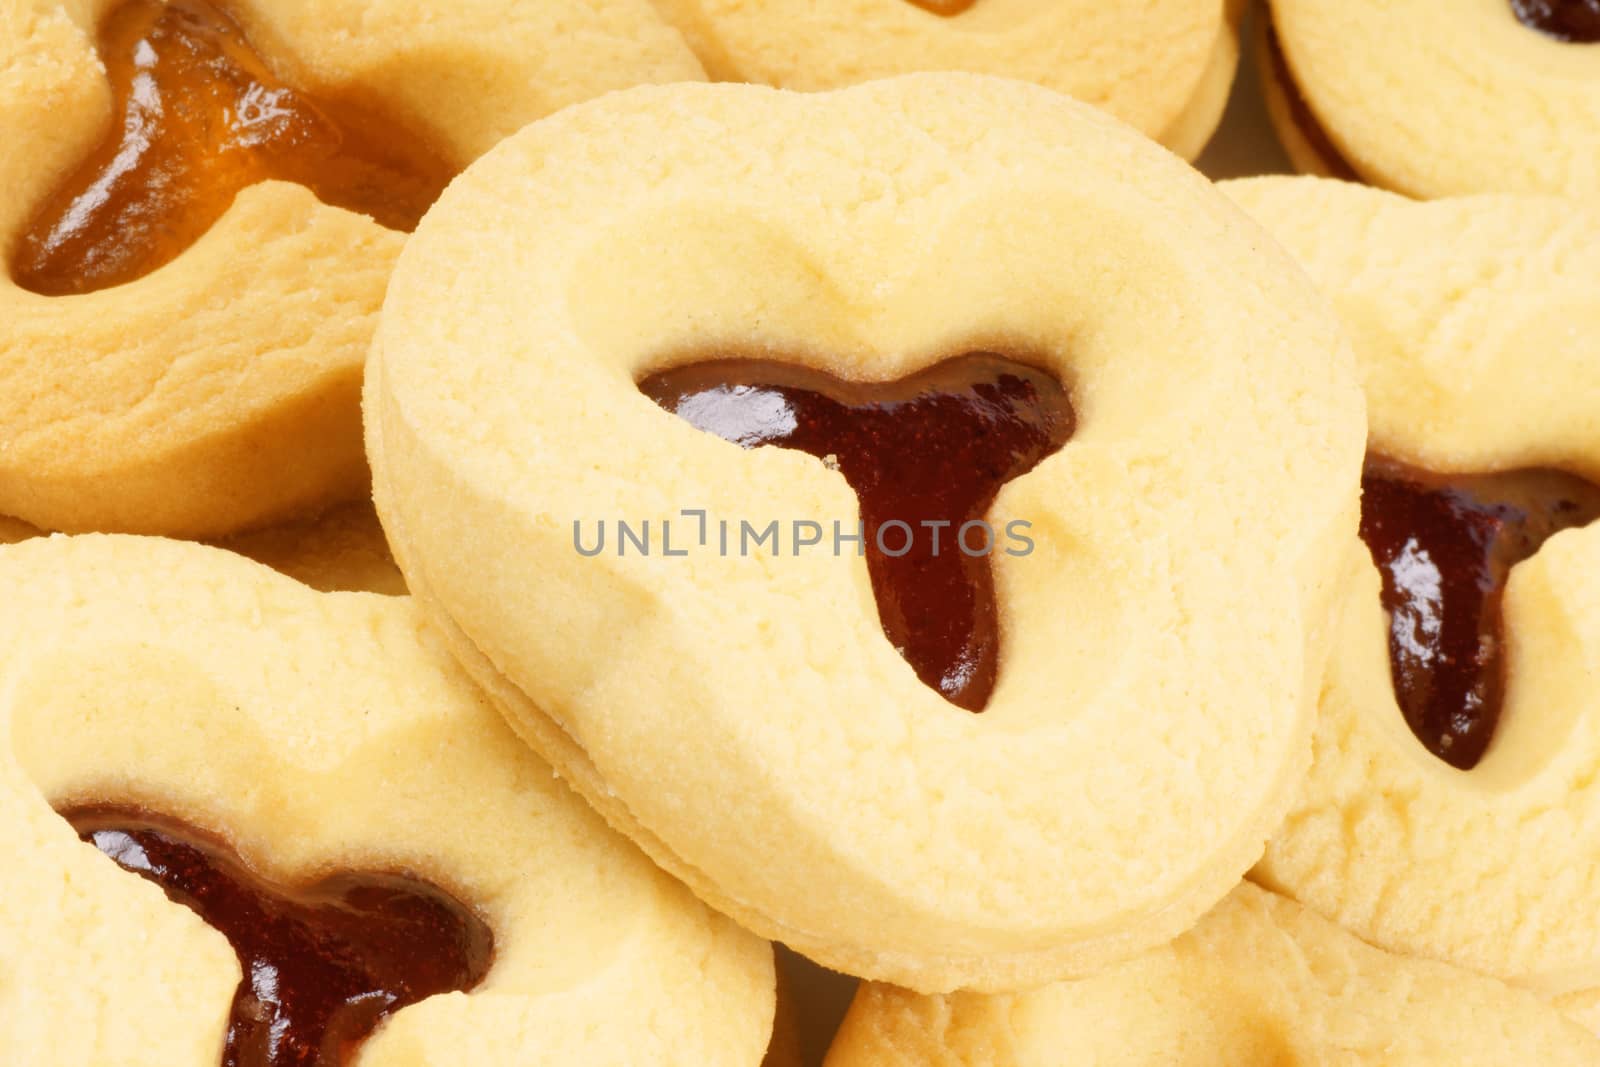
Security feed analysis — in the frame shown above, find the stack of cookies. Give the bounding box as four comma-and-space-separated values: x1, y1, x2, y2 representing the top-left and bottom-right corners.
2, 1, 1597, 1064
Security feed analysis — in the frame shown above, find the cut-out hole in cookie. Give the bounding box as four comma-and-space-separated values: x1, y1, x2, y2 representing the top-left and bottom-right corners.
640, 353, 1074, 712
1360, 459, 1600, 770
10, 0, 454, 297
62, 804, 494, 1067
1511, 0, 1600, 43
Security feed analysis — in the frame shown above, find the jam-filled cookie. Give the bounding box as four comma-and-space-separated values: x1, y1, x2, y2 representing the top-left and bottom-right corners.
647, 0, 1241, 158
1224, 176, 1600, 1026
0, 535, 775, 1065
219, 498, 405, 595
1259, 0, 1600, 197
367, 75, 1367, 993
824, 883, 1600, 1066
0, 0, 703, 538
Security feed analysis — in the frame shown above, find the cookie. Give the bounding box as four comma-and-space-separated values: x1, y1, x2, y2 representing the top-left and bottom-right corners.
368, 75, 1366, 993
219, 498, 406, 595
0, 514, 36, 545
824, 883, 1600, 1066
649, 0, 1241, 158
0, 500, 401, 593
1259, 0, 1600, 196
0, 0, 703, 538
0, 535, 775, 1065
1224, 176, 1600, 1024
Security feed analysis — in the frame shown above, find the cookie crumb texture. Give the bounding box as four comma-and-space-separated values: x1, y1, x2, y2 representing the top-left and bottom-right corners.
0, 0, 704, 538
369, 76, 1365, 993
219, 499, 407, 595
1226, 177, 1600, 1021
649, 0, 1239, 157
0, 536, 773, 1066
825, 884, 1600, 1066
1262, 0, 1600, 196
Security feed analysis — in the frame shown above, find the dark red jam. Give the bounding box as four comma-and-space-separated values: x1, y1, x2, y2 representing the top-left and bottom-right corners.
1512, 0, 1600, 42
641, 353, 1074, 712
63, 805, 493, 1067
11, 0, 452, 296
1360, 460, 1600, 769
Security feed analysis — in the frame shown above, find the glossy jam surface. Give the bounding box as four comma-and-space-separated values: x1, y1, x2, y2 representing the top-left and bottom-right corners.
11, 0, 452, 296
641, 353, 1073, 711
1360, 461, 1600, 769
1512, 0, 1600, 42
904, 0, 978, 14
64, 805, 493, 1067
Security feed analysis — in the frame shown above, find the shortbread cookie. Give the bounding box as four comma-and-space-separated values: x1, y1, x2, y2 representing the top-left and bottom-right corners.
1260, 0, 1600, 196
824, 883, 1600, 1066
649, 0, 1240, 158
219, 498, 405, 595
0, 536, 774, 1066
368, 76, 1366, 993
1225, 176, 1600, 1024
1, 499, 403, 593
0, 0, 703, 538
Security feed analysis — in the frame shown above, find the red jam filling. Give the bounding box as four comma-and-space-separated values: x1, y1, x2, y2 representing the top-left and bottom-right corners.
11, 0, 452, 296
1359, 460, 1600, 769
1512, 0, 1600, 42
641, 353, 1073, 712
63, 805, 493, 1067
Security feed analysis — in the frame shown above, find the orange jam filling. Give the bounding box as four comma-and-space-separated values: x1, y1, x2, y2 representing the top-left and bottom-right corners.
11, 0, 453, 296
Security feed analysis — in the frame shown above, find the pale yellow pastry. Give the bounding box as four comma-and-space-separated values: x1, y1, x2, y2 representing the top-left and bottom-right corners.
824, 883, 1600, 1066
218, 498, 405, 595
1, 499, 402, 592
1260, 0, 1600, 197
368, 75, 1366, 993
0, 535, 774, 1066
0, 0, 704, 538
648, 0, 1241, 159
1224, 176, 1600, 1025
1191, 4, 1295, 183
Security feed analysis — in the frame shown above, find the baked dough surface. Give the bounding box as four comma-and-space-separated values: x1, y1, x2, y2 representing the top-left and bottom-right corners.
0, 0, 704, 537
1264, 0, 1600, 196
0, 535, 774, 1066
648, 0, 1238, 157
1227, 176, 1600, 1019
219, 498, 405, 595
369, 76, 1366, 993
0, 514, 36, 545
0, 499, 404, 593
824, 883, 1600, 1066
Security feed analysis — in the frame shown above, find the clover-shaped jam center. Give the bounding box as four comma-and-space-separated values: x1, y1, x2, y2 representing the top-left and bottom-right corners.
10, 0, 452, 296
641, 353, 1074, 712
63, 805, 493, 1067
1360, 460, 1600, 770
1512, 0, 1600, 42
